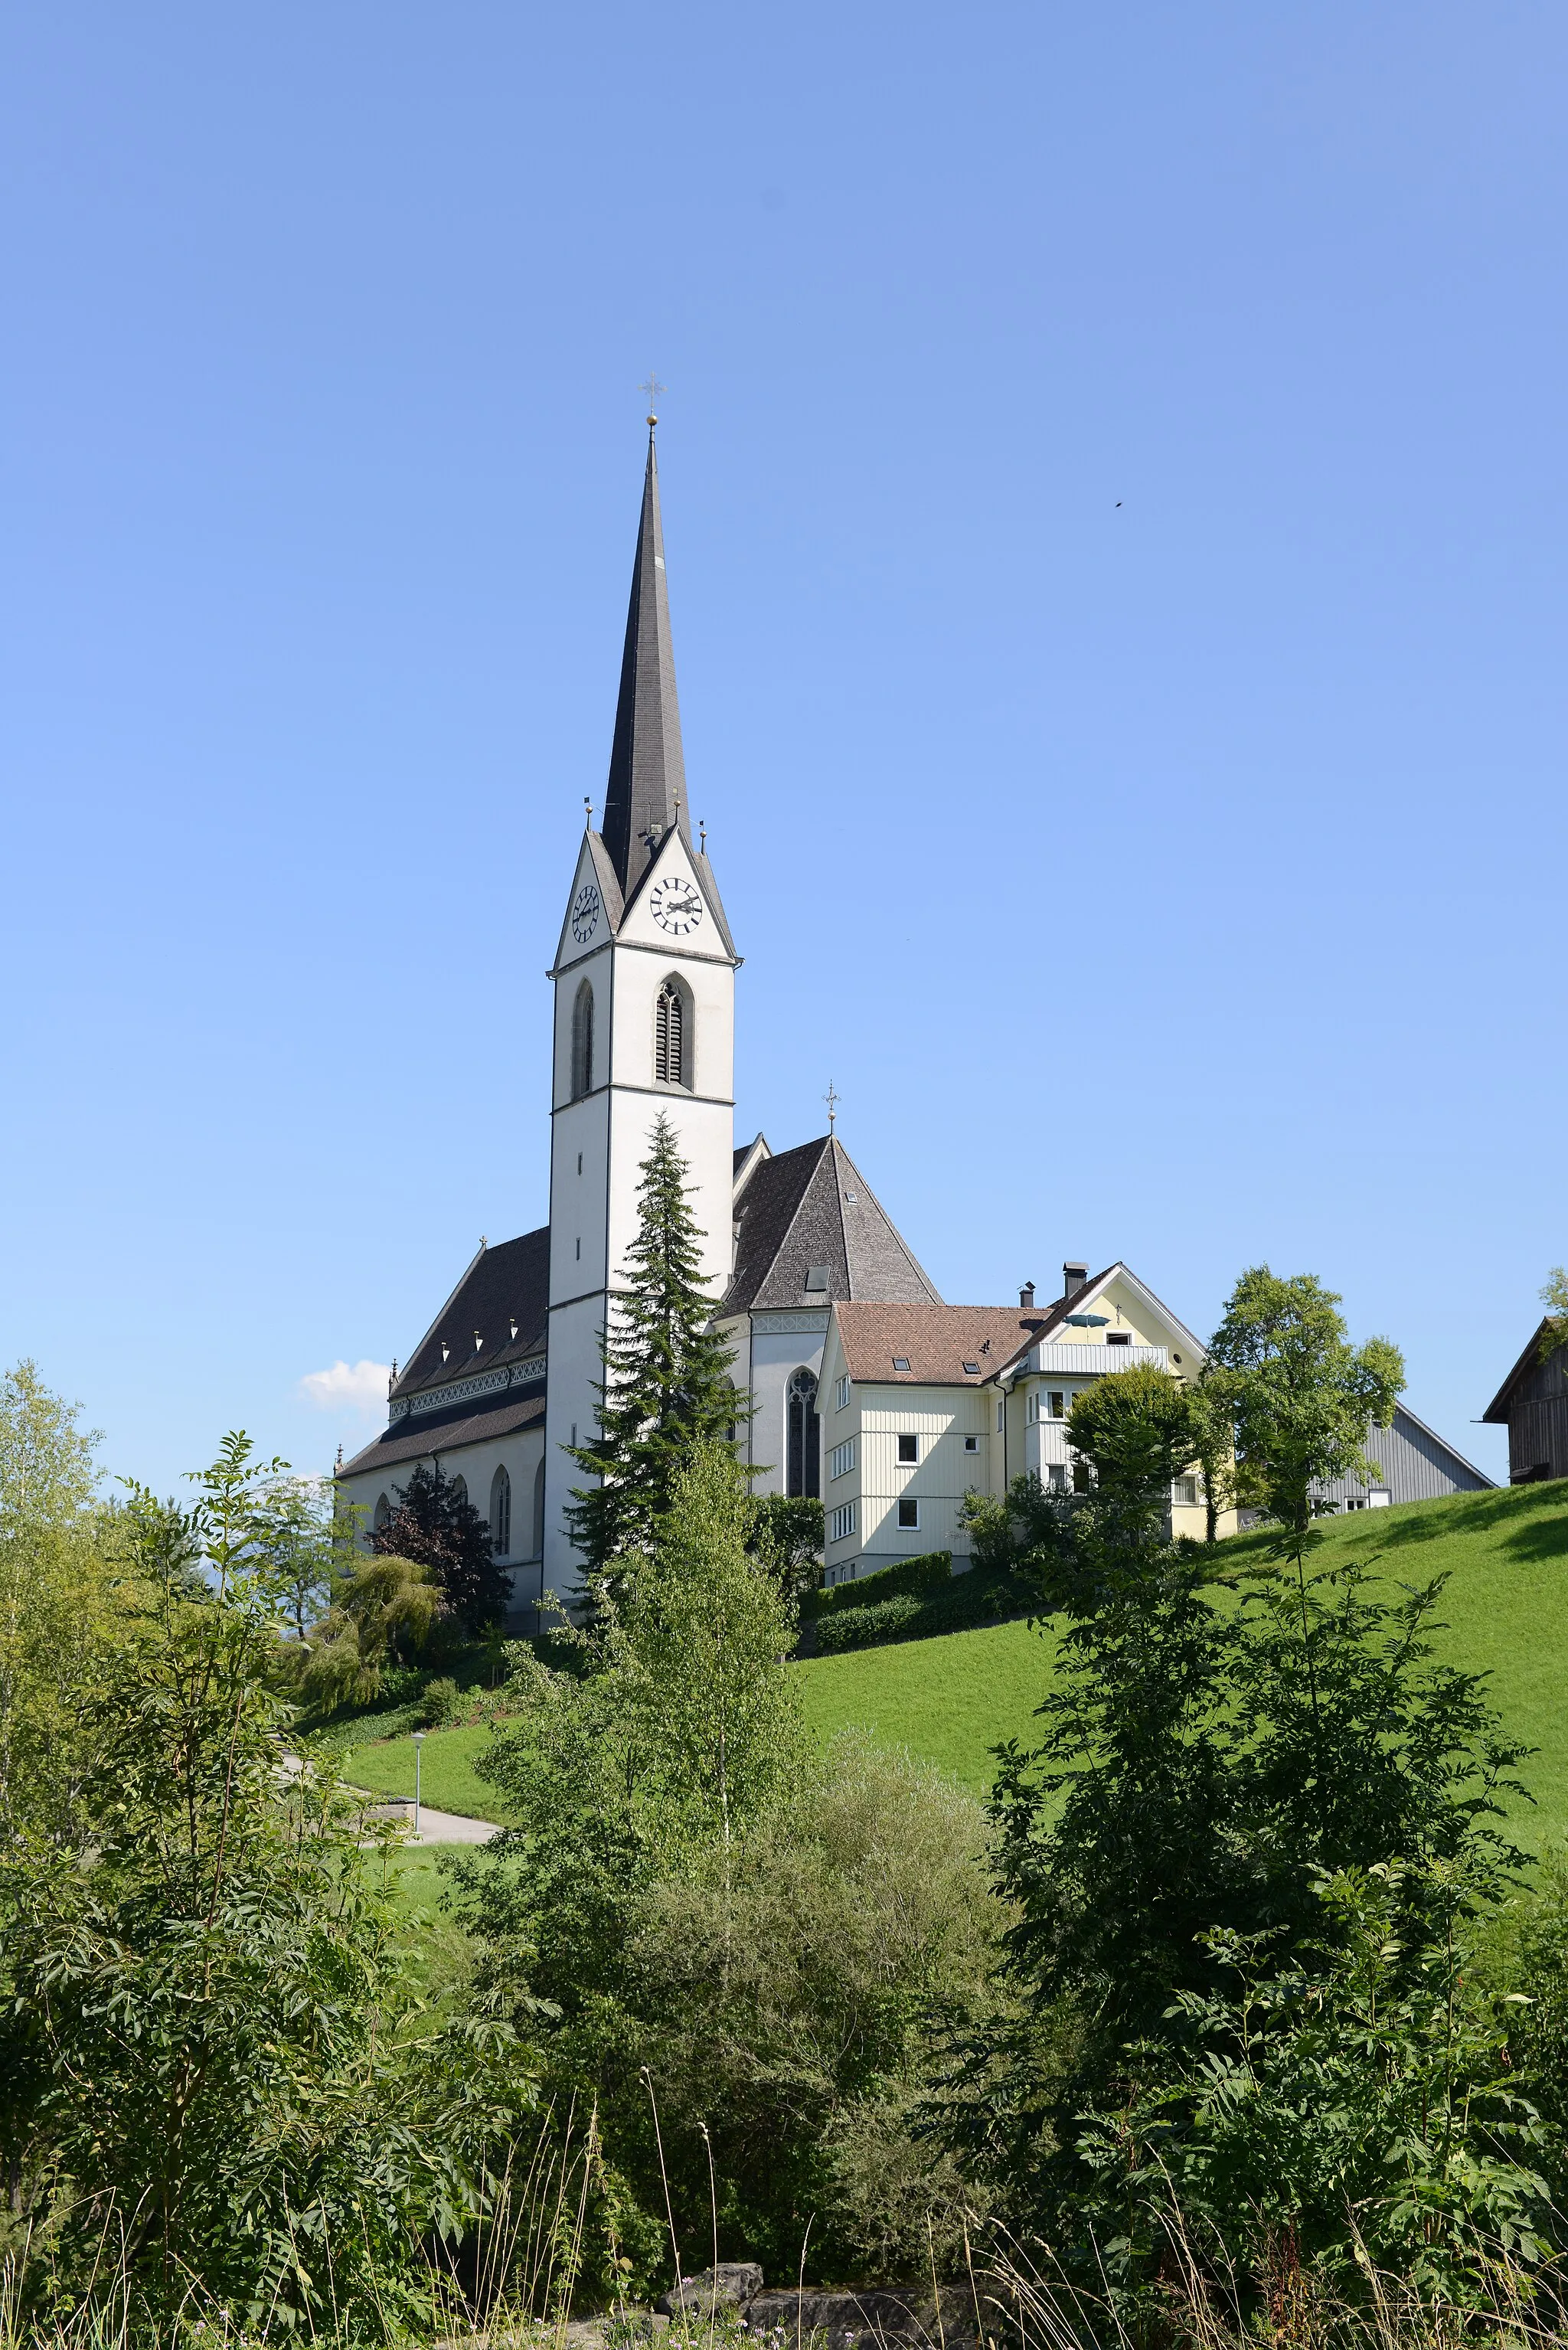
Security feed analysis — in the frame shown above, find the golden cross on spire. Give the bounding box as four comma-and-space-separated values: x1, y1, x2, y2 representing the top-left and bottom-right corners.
639, 371, 665, 427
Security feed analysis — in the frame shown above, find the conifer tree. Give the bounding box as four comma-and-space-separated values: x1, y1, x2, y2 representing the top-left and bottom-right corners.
564, 1113, 750, 1600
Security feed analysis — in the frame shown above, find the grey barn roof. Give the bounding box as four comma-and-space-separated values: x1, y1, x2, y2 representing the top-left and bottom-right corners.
723, 1134, 943, 1315
390, 1226, 550, 1404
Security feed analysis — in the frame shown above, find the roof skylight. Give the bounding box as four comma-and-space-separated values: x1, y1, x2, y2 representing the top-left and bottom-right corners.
892, 1357, 911, 1372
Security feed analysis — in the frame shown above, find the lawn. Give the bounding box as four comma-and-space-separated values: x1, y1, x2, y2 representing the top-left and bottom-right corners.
793, 1613, 1058, 1798
795, 1482, 1568, 1844
340, 1718, 525, 1823
335, 1483, 1568, 1847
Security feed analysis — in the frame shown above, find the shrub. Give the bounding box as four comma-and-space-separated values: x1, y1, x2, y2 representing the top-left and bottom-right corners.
815, 1593, 925, 1652
1, 1454, 536, 2335
803, 1551, 952, 1620
421, 1672, 463, 1725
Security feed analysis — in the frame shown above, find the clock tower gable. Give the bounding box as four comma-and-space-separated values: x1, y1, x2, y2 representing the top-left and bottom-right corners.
616, 821, 737, 963
551, 830, 624, 974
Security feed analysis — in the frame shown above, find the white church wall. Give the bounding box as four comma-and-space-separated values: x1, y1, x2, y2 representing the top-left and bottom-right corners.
549, 1089, 612, 1306
746, 1312, 831, 1496
541, 1292, 609, 1597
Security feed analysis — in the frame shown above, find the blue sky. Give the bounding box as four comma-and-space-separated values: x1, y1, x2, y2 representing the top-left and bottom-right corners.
2, 2, 1563, 1492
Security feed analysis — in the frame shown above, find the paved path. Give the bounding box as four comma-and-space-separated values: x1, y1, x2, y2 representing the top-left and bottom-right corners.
361, 1797, 501, 1845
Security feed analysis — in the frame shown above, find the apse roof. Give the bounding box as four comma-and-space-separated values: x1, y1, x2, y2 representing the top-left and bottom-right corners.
723, 1134, 942, 1316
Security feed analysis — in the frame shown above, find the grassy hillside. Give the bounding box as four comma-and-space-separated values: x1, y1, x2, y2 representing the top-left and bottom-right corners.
796, 1482, 1568, 1845
794, 1614, 1056, 1798
341, 1719, 524, 1822
335, 1485, 1568, 1848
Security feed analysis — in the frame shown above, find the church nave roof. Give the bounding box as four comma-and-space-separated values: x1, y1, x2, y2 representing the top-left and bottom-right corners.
389, 1224, 550, 1407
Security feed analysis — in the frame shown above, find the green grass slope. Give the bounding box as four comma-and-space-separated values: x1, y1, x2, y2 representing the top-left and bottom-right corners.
335, 1486, 1568, 1845
340, 1720, 523, 1823
795, 1483, 1568, 1843
1220, 1482, 1568, 1851
793, 1613, 1060, 1799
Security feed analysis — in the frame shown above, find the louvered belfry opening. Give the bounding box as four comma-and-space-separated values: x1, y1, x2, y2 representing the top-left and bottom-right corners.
655, 979, 686, 1087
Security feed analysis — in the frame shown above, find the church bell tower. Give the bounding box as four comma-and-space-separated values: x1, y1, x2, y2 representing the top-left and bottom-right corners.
542, 422, 740, 1597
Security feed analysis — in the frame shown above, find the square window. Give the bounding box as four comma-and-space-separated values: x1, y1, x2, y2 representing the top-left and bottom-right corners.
964, 1434, 978, 1453
897, 1433, 918, 1463
1172, 1476, 1198, 1507
829, 1502, 857, 1544
897, 1498, 920, 1530
892, 1357, 911, 1372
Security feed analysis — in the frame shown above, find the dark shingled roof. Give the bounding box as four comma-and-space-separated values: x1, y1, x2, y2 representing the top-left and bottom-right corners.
341, 1391, 546, 1480
391, 1226, 550, 1404
723, 1135, 942, 1315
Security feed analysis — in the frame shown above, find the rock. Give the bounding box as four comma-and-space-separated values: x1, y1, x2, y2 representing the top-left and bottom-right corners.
655, 2263, 765, 2319
744, 2286, 981, 2350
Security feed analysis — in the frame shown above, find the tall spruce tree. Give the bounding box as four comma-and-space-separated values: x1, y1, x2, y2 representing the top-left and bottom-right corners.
564, 1113, 750, 1601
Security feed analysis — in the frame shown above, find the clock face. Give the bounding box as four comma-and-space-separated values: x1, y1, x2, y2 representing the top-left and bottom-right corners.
570, 881, 601, 943
650, 875, 704, 936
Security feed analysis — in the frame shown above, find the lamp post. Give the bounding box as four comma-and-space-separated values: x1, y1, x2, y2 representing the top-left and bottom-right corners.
412, 1731, 426, 1842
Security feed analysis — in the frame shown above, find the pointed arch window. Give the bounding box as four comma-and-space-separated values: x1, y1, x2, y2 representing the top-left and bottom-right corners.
570, 979, 594, 1100
490, 1464, 512, 1557
787, 1368, 821, 1500
372, 1492, 391, 1535
655, 977, 690, 1089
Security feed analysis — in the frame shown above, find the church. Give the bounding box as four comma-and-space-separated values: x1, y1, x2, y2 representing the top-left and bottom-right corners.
337, 426, 1243, 1610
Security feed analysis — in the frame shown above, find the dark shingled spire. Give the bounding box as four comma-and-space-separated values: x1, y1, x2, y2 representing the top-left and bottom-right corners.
600, 428, 690, 897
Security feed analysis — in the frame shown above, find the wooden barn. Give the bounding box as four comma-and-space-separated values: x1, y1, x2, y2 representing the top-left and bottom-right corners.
1482, 1320, 1568, 1485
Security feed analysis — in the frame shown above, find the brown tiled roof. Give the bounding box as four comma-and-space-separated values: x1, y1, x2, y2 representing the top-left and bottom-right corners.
835, 1302, 1053, 1385
724, 1135, 942, 1316
339, 1391, 547, 1480
392, 1227, 550, 1401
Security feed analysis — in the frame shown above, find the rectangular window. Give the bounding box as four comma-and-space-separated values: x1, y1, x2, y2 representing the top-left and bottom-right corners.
1106, 1330, 1132, 1348
829, 1502, 857, 1544
962, 1360, 980, 1376
892, 1357, 911, 1372
835, 1375, 851, 1411
829, 1438, 856, 1481
1172, 1476, 1198, 1507
1047, 1463, 1067, 1490
897, 1433, 918, 1463
964, 1434, 978, 1453
1048, 1391, 1066, 1419
897, 1498, 920, 1530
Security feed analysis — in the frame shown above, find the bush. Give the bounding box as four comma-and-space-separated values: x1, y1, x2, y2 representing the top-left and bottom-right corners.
815, 1593, 926, 1652
1, 1470, 536, 2335
812, 1569, 1033, 1654
802, 1550, 952, 1620
421, 1672, 463, 1725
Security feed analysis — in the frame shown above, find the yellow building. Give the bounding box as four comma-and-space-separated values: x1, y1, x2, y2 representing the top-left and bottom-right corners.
816, 1260, 1236, 1584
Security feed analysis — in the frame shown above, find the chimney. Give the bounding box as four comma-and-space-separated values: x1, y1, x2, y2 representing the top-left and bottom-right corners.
1020, 1282, 1036, 1309
1063, 1260, 1089, 1297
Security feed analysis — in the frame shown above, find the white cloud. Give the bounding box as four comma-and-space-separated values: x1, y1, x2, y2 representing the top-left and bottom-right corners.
299, 1359, 392, 1417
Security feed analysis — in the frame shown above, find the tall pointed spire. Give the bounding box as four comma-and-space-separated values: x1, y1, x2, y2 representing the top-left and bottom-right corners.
599, 426, 690, 897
